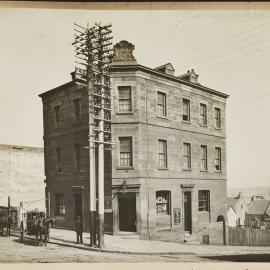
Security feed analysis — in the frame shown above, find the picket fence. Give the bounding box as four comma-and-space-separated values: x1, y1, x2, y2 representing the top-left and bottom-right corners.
228, 226, 270, 246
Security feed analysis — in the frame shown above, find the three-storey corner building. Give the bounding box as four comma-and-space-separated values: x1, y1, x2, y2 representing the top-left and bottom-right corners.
39, 40, 228, 240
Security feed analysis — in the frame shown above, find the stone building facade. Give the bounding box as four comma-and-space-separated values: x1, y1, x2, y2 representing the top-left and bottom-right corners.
0, 144, 45, 210
39, 40, 228, 240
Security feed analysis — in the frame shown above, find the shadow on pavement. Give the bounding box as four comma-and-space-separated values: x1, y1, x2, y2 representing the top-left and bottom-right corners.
200, 253, 270, 262
13, 237, 43, 246
50, 237, 77, 245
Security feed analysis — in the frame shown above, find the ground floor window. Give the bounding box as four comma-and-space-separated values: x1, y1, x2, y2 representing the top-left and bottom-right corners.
55, 193, 65, 216
156, 191, 171, 215
198, 190, 210, 212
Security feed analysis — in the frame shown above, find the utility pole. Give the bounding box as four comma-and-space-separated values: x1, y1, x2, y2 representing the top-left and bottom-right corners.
73, 23, 113, 248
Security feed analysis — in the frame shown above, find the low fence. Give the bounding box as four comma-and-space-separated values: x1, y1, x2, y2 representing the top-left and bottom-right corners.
228, 226, 270, 246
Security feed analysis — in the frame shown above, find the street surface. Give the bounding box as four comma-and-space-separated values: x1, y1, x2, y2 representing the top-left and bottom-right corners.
0, 235, 209, 263
1, 234, 270, 263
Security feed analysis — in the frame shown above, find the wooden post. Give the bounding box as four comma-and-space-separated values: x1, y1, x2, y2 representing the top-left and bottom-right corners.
89, 81, 97, 247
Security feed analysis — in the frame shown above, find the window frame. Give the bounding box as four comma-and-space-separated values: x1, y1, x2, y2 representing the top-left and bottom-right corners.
200, 103, 207, 126
118, 86, 132, 112
158, 139, 168, 168
55, 193, 65, 216
73, 98, 81, 121
214, 107, 221, 129
54, 105, 61, 127
74, 144, 82, 171
156, 190, 171, 215
119, 137, 133, 167
157, 91, 167, 118
200, 145, 208, 171
56, 147, 62, 173
183, 142, 191, 170
182, 98, 190, 122
215, 147, 222, 171
198, 190, 210, 212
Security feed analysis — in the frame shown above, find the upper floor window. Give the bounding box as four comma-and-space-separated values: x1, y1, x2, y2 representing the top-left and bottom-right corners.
156, 191, 170, 215
201, 145, 208, 171
157, 92, 167, 117
56, 147, 62, 173
183, 143, 191, 170
74, 144, 82, 171
182, 98, 190, 122
73, 98, 81, 121
215, 107, 221, 129
215, 147, 222, 171
119, 137, 132, 167
200, 103, 207, 126
158, 139, 167, 168
55, 193, 65, 216
118, 86, 132, 111
54, 105, 61, 127
198, 190, 210, 212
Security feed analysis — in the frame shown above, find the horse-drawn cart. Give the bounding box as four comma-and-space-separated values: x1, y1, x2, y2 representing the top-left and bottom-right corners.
20, 210, 55, 246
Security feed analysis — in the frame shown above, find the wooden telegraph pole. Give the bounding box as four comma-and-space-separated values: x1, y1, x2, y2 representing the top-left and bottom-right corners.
72, 23, 113, 248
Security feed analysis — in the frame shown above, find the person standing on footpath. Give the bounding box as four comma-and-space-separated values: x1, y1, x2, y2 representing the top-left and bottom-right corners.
75, 216, 83, 244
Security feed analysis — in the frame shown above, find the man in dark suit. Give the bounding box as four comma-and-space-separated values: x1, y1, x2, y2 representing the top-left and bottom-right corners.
75, 216, 83, 244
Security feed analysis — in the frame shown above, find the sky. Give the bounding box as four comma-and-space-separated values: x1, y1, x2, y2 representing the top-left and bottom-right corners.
0, 7, 270, 188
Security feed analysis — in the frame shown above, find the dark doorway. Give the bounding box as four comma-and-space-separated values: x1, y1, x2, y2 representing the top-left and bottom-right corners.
217, 215, 226, 245
184, 191, 192, 233
74, 194, 83, 221
118, 192, 136, 232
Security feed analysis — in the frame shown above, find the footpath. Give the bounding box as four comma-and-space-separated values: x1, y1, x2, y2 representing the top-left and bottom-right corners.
49, 228, 270, 256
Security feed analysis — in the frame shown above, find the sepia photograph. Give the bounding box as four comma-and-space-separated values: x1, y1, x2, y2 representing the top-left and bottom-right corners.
0, 2, 270, 266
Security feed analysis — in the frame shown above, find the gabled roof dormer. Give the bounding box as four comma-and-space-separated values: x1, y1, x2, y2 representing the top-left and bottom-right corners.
154, 63, 175, 76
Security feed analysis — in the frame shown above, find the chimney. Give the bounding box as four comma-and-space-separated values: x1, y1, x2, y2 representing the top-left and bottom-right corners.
113, 40, 137, 65
178, 69, 199, 83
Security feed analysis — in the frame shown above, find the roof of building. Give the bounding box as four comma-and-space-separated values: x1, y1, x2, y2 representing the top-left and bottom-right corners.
247, 200, 270, 215
154, 63, 175, 72
39, 40, 229, 99
0, 144, 43, 152
227, 197, 239, 212
227, 205, 236, 213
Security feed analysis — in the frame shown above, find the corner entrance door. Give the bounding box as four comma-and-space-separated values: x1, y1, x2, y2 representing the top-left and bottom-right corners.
184, 191, 192, 233
74, 194, 83, 221
118, 193, 136, 232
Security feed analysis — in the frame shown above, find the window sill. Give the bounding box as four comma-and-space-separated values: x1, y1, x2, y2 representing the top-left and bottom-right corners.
57, 171, 64, 175
158, 167, 168, 171
215, 170, 222, 173
157, 226, 172, 231
199, 124, 208, 128
156, 115, 168, 120
200, 170, 208, 172
182, 168, 192, 172
117, 166, 134, 170
182, 120, 191, 124
116, 111, 134, 115
214, 127, 222, 131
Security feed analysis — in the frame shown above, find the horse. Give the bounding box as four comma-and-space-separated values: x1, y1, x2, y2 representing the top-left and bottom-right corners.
0, 215, 14, 237
34, 217, 56, 246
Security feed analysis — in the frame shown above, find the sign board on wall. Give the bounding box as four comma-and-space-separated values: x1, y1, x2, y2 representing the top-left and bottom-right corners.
174, 208, 181, 224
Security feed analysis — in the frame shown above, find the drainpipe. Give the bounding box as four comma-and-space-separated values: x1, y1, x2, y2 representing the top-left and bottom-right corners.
145, 80, 150, 239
